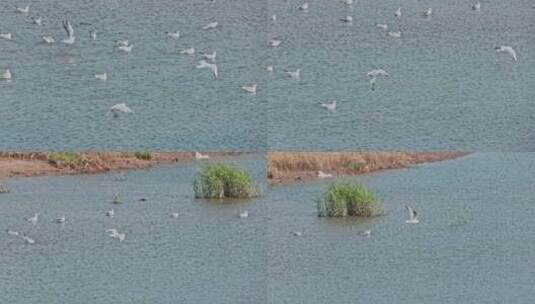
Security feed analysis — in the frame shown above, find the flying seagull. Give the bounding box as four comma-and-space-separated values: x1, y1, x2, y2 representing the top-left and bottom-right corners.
0, 33, 12, 40
95, 73, 107, 81
406, 206, 419, 224
196, 60, 218, 78
368, 69, 389, 91
321, 100, 336, 112
166, 31, 180, 39
16, 6, 29, 14
42, 35, 55, 44
423, 8, 433, 17
180, 47, 195, 55
6, 229, 19, 236
357, 229, 372, 237
387, 31, 401, 38
201, 51, 216, 62
375, 23, 388, 31
105, 209, 115, 217
110, 103, 133, 115
241, 84, 257, 94
298, 2, 309, 11
1, 69, 12, 80
284, 69, 300, 80
472, 1, 481, 11
202, 22, 218, 30
495, 45, 517, 62
25, 213, 39, 225
62, 19, 75, 45
22, 235, 35, 244
268, 39, 281, 47
55, 216, 66, 224
340, 16, 353, 23
106, 229, 125, 242
32, 16, 42, 26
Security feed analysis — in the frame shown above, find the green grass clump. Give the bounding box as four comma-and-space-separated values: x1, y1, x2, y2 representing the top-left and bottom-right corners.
193, 164, 259, 199
317, 183, 382, 217
134, 151, 152, 160
48, 151, 83, 166
0, 183, 10, 194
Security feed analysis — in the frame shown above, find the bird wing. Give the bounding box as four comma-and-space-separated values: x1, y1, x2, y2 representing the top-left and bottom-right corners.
64, 20, 74, 38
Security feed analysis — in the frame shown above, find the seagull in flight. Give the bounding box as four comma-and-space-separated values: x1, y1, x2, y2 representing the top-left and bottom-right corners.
394, 7, 402, 17
106, 229, 126, 242
341, 0, 353, 5
196, 60, 218, 78
291, 231, 302, 237
375, 23, 388, 31
241, 84, 257, 94
6, 229, 19, 236
170, 212, 179, 218
0, 33, 12, 40
387, 31, 401, 38
25, 213, 39, 225
117, 44, 133, 53
202, 22, 218, 30
1, 69, 12, 80
201, 51, 216, 62
405, 206, 419, 224
495, 45, 517, 62
95, 73, 107, 81
269, 39, 281, 47
42, 36, 55, 44
62, 19, 75, 45
55, 216, 66, 224
32, 16, 42, 26
368, 69, 389, 91
423, 8, 432, 17
472, 1, 481, 11
166, 31, 180, 39
110, 103, 133, 115
340, 16, 353, 23
284, 69, 300, 80
16, 6, 29, 14
298, 2, 309, 12
317, 171, 333, 178
22, 235, 35, 244
105, 209, 115, 217
357, 229, 372, 237
180, 47, 195, 55
321, 100, 336, 112
90, 30, 97, 40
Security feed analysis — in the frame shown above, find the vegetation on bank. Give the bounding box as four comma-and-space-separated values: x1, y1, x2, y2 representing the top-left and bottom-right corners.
193, 164, 259, 199
47, 151, 84, 166
317, 183, 382, 217
134, 151, 152, 160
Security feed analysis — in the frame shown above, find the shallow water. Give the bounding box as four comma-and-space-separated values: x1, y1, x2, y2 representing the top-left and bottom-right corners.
267, 153, 535, 303
0, 0, 267, 151
267, 0, 535, 151
0, 157, 268, 303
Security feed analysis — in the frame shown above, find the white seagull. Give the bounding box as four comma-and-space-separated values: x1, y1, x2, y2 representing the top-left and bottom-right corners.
341, 0, 353, 5
180, 47, 195, 55
387, 31, 401, 38
90, 30, 97, 40
266, 65, 274, 73
16, 6, 29, 14
298, 2, 309, 11
284, 69, 300, 80
367, 69, 389, 78
423, 8, 433, 17
110, 103, 133, 115
406, 206, 419, 224
42, 35, 55, 44
106, 229, 126, 242
22, 235, 35, 245
268, 39, 281, 47
55, 216, 66, 224
25, 213, 39, 225
1, 69, 12, 80
394, 7, 402, 17
340, 16, 353, 23
357, 229, 372, 237
6, 229, 19, 236
115, 40, 129, 47
495, 45, 517, 62
241, 84, 257, 94
321, 100, 336, 112
32, 16, 42, 26
166, 31, 180, 39
95, 73, 107, 81
375, 23, 388, 31
105, 209, 115, 217
472, 1, 481, 11
291, 231, 302, 237
317, 170, 333, 178
170, 212, 179, 218
202, 22, 218, 30
271, 14, 277, 22
202, 51, 216, 62
0, 33, 13, 40
117, 44, 133, 53
62, 19, 75, 45
195, 151, 210, 160
196, 60, 218, 78
239, 210, 249, 218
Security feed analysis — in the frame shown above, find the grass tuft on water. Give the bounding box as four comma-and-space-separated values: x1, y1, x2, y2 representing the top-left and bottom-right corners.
193, 163, 259, 199
47, 151, 83, 166
134, 151, 152, 160
317, 183, 382, 217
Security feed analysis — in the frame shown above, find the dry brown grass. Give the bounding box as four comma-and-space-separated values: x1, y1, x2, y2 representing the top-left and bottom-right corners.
268, 151, 467, 184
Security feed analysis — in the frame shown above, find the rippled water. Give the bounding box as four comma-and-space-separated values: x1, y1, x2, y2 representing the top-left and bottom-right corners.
267, 0, 535, 151
267, 153, 535, 303
0, 0, 267, 151
0, 157, 268, 303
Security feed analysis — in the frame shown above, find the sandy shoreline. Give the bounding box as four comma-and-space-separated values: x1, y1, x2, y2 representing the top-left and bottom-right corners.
0, 151, 468, 184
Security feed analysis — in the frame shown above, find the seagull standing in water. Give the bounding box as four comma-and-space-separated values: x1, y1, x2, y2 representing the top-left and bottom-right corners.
170, 212, 179, 218
495, 45, 517, 62
110, 103, 133, 116
90, 30, 97, 40
42, 36, 55, 44
406, 206, 419, 224
394, 7, 402, 17
62, 19, 75, 45
117, 44, 133, 53
321, 100, 336, 112
1, 69, 12, 80
375, 23, 388, 31
241, 84, 257, 94
25, 213, 39, 225
22, 235, 35, 244
1, 33, 13, 40
202, 22, 218, 30
196, 60, 218, 78
239, 210, 249, 218
55, 216, 66, 224
291, 231, 302, 237
95, 73, 107, 81
105, 209, 115, 217
340, 16, 353, 23
6, 229, 19, 236
166, 31, 180, 39
357, 229, 371, 237
284, 69, 300, 80
387, 31, 401, 38
269, 39, 281, 47
195, 151, 210, 159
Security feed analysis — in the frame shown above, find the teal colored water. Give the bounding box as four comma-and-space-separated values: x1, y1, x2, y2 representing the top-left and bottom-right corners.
0, 157, 268, 303
267, 0, 535, 151
267, 153, 535, 303
0, 0, 267, 151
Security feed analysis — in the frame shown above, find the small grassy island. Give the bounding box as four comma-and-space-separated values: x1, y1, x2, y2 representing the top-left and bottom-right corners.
317, 183, 382, 217
193, 163, 260, 199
